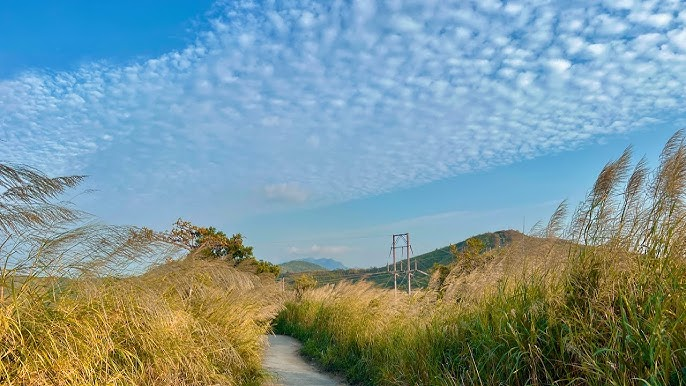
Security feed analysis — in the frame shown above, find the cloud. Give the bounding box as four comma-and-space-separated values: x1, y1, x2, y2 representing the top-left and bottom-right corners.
547, 58, 572, 73
264, 183, 309, 203
669, 28, 686, 51
288, 244, 350, 256
2, 0, 686, 217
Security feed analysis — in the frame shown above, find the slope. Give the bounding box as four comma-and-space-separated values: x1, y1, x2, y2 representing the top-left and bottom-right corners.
279, 260, 328, 273
283, 230, 521, 288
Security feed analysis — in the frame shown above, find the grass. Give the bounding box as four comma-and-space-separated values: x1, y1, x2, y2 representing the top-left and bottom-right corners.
0, 163, 284, 385
2, 259, 283, 385
276, 131, 686, 385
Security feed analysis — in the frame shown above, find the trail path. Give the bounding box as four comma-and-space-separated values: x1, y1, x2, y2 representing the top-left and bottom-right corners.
262, 335, 348, 386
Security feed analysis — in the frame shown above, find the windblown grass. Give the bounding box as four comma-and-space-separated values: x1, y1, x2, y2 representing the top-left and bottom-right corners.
276, 131, 686, 385
0, 163, 283, 385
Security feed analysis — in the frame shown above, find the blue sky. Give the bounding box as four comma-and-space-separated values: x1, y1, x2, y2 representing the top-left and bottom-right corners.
2, 0, 686, 267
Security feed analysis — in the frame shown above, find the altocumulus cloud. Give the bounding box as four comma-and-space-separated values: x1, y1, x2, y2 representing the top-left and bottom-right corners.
2, 0, 686, 208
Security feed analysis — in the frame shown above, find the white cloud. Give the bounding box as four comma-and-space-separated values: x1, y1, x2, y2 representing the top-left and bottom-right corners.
299, 11, 316, 29
547, 58, 572, 73
596, 14, 628, 35
391, 15, 422, 32
630, 11, 673, 28
669, 28, 686, 51
268, 11, 287, 34
264, 183, 309, 203
587, 43, 607, 56
2, 0, 686, 217
605, 0, 633, 10
503, 2, 523, 15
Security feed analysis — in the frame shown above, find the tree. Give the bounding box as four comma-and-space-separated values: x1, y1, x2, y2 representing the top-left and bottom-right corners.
293, 274, 317, 297
450, 236, 486, 271
166, 219, 253, 261
235, 257, 281, 277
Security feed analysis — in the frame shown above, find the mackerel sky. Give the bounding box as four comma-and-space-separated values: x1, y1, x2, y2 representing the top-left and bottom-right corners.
2, 0, 685, 267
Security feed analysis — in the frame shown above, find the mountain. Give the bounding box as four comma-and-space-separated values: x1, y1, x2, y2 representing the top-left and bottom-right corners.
279, 260, 327, 274
299, 257, 346, 270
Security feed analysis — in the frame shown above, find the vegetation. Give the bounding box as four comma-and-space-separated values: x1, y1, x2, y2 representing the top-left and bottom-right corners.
8, 129, 686, 385
162, 218, 280, 277
0, 164, 283, 385
279, 260, 327, 273
293, 274, 318, 298
275, 131, 686, 385
281, 230, 518, 288
298, 257, 346, 270
166, 218, 253, 260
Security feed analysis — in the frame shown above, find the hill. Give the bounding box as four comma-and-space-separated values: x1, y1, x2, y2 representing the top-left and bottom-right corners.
279, 260, 327, 273
432, 233, 571, 302
282, 230, 521, 288
299, 257, 346, 270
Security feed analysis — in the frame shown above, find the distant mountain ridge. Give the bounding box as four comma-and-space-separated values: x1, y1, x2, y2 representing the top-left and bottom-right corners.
299, 257, 346, 270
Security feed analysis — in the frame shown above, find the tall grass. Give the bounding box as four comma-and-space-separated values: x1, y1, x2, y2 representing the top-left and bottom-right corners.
276, 131, 686, 385
0, 163, 283, 385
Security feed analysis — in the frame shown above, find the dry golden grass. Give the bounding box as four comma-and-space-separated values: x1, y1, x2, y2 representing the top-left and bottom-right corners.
0, 163, 285, 385
0, 258, 284, 385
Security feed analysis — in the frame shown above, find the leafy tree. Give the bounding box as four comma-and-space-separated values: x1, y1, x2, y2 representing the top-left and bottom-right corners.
167, 219, 253, 261
160, 219, 282, 278
235, 257, 281, 277
254, 259, 281, 276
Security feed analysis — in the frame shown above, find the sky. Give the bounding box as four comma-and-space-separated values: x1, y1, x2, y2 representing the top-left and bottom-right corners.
2, 0, 686, 268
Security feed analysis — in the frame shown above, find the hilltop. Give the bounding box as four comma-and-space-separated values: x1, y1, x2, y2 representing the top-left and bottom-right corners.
282, 229, 521, 287
279, 260, 327, 273
279, 257, 347, 274
299, 257, 346, 270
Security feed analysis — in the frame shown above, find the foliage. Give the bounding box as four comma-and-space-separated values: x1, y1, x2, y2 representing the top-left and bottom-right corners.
275, 131, 686, 385
167, 218, 253, 261
164, 220, 282, 278
236, 257, 281, 277
450, 236, 487, 272
293, 274, 317, 297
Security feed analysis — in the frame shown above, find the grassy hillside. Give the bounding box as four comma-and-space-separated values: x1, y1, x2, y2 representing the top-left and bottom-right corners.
279, 260, 327, 273
283, 230, 520, 288
300, 257, 346, 270
275, 132, 686, 385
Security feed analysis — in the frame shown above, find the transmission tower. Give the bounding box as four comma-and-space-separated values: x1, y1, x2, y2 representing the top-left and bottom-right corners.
389, 233, 414, 295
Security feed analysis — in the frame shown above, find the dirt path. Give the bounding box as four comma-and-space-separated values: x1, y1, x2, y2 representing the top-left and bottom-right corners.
262, 335, 348, 386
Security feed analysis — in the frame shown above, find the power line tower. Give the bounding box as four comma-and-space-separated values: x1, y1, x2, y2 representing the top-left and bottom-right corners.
389, 233, 414, 295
